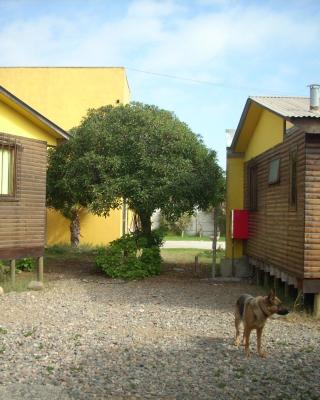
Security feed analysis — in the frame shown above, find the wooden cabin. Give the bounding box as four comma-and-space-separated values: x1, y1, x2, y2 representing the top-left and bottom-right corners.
0, 85, 68, 280
226, 87, 320, 315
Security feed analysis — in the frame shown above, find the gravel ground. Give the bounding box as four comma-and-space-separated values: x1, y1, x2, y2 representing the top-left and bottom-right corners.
0, 273, 319, 400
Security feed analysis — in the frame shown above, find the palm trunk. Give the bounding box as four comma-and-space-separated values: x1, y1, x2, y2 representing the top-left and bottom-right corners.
70, 210, 80, 247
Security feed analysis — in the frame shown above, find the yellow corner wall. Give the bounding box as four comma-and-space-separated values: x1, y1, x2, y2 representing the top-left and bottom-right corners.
47, 208, 122, 246
0, 100, 57, 145
244, 109, 283, 161
0, 67, 130, 130
226, 108, 284, 259
0, 67, 131, 246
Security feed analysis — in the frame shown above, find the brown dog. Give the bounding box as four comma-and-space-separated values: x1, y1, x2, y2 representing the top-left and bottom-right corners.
234, 289, 288, 357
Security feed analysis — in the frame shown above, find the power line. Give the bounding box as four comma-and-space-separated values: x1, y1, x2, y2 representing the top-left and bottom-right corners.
127, 67, 226, 87
126, 67, 298, 96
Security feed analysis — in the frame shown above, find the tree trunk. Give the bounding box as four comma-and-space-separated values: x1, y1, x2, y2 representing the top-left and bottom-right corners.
139, 213, 153, 245
70, 210, 80, 247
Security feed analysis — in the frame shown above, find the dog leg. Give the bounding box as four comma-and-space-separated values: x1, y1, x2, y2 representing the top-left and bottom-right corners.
234, 308, 241, 346
244, 326, 251, 357
257, 328, 267, 358
242, 331, 246, 346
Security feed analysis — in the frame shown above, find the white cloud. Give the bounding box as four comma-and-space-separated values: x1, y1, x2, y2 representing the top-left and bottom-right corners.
0, 1, 319, 82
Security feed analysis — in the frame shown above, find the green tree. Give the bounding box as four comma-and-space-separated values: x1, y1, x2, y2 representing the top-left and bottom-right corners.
68, 102, 225, 244
160, 212, 193, 237
46, 139, 94, 247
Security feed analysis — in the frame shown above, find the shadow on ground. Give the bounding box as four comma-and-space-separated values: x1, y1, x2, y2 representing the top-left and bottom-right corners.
25, 332, 320, 400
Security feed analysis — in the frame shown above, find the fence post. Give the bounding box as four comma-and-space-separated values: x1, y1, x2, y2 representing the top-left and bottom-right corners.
195, 255, 199, 274
212, 207, 218, 278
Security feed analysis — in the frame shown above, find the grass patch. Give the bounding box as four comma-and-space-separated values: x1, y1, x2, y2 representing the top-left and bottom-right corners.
0, 271, 37, 293
164, 235, 225, 242
46, 366, 54, 374
161, 248, 225, 265
45, 243, 104, 259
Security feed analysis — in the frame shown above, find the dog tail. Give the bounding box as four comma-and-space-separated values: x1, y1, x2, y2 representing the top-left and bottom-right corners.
236, 294, 254, 319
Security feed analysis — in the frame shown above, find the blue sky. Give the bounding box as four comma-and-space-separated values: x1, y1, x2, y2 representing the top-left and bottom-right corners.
1, 0, 320, 167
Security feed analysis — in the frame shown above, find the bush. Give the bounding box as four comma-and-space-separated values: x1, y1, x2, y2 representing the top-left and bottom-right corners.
16, 258, 35, 272
96, 231, 163, 280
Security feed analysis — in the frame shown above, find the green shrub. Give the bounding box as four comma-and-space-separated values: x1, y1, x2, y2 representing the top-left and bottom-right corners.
16, 258, 35, 272
96, 231, 163, 280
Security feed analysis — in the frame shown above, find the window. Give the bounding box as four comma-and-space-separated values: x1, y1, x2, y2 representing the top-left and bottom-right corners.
249, 165, 258, 211
268, 158, 280, 184
0, 137, 17, 199
289, 149, 297, 208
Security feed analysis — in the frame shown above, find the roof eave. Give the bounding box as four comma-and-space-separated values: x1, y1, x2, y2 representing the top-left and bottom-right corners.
0, 85, 70, 140
230, 97, 293, 151
230, 97, 253, 151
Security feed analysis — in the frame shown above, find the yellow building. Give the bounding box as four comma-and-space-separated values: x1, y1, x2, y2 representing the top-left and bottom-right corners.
0, 67, 131, 246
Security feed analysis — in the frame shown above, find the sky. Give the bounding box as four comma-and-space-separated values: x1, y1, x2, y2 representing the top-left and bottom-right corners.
1, 0, 320, 168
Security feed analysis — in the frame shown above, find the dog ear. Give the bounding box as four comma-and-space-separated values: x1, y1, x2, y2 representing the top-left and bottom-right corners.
268, 288, 275, 301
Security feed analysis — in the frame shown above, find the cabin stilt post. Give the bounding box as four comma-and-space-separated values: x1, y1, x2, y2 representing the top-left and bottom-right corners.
10, 259, 16, 285
263, 271, 269, 289
314, 293, 320, 319
284, 281, 289, 298
37, 256, 44, 282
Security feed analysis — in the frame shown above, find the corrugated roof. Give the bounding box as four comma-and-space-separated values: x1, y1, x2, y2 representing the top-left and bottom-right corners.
250, 96, 320, 118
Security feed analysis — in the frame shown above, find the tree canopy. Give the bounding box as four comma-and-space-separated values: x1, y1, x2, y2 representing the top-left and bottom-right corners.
47, 102, 225, 244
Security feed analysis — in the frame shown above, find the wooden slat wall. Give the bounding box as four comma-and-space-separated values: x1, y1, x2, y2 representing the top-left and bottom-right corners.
0, 133, 46, 259
244, 127, 305, 279
304, 134, 320, 278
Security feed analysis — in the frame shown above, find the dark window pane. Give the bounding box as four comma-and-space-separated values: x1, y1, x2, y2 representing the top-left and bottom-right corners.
268, 158, 280, 184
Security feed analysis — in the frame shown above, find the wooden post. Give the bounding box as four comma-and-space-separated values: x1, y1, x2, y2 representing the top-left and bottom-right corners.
273, 276, 280, 293
10, 259, 16, 285
0, 262, 4, 281
194, 255, 199, 274
263, 271, 269, 289
255, 268, 259, 286
284, 281, 289, 298
211, 207, 217, 279
314, 293, 320, 319
37, 256, 44, 282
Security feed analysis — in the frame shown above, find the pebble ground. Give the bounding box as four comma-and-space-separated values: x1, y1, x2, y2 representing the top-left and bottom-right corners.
0, 273, 319, 399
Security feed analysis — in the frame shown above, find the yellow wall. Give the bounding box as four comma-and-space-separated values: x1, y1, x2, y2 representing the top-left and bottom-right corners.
226, 107, 284, 259
226, 156, 244, 258
0, 100, 57, 145
47, 208, 122, 246
0, 67, 130, 130
0, 67, 131, 246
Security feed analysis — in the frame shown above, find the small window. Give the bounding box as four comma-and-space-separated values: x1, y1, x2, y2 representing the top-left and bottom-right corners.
289, 149, 297, 208
0, 146, 15, 197
268, 158, 280, 184
249, 165, 258, 211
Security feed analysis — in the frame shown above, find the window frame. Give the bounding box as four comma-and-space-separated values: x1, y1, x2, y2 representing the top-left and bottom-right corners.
268, 157, 281, 185
0, 136, 19, 201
